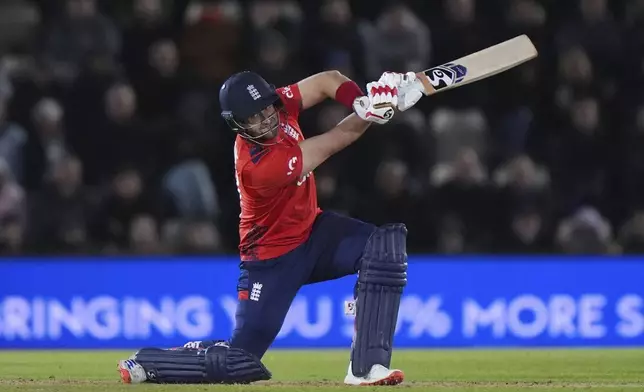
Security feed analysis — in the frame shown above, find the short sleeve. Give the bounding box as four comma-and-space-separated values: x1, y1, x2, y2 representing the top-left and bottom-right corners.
276, 84, 302, 119
242, 145, 303, 190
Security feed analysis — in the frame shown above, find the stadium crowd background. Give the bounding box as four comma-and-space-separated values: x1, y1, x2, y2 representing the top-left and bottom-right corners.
0, 0, 643, 255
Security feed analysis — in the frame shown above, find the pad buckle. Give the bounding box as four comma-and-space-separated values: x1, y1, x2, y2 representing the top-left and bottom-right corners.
344, 300, 356, 316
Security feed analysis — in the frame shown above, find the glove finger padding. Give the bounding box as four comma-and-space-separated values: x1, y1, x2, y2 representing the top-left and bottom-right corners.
378, 71, 423, 112
372, 81, 398, 111
390, 92, 399, 108
353, 81, 397, 125
379, 72, 403, 87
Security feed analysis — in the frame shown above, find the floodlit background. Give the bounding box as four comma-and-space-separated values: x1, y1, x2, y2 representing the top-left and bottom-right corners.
0, 0, 643, 255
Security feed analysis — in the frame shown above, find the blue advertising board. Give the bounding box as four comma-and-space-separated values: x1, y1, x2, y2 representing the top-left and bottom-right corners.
0, 257, 643, 349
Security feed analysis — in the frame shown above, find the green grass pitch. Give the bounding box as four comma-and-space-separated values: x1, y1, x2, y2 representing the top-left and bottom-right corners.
0, 349, 642, 391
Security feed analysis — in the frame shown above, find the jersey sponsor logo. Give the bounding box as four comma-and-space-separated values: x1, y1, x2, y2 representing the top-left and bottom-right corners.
287, 156, 298, 176
281, 86, 295, 99
247, 84, 261, 100
424, 63, 467, 90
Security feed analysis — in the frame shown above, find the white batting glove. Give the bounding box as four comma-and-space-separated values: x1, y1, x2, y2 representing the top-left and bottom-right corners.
352, 81, 397, 125
378, 71, 424, 112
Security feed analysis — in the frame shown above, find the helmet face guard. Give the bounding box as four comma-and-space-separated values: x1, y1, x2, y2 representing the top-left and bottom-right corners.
222, 105, 281, 143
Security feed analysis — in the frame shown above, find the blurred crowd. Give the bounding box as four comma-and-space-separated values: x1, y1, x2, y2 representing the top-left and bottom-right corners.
0, 0, 644, 255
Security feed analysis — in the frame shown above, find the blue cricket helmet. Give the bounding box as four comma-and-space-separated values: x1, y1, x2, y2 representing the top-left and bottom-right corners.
219, 71, 280, 133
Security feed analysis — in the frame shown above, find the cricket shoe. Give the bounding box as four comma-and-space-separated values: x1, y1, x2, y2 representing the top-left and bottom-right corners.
343, 362, 404, 386
118, 359, 148, 384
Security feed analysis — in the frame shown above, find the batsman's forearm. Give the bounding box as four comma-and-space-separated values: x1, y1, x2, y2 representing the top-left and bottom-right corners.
330, 113, 371, 142
322, 70, 352, 98
298, 70, 362, 110
299, 114, 370, 174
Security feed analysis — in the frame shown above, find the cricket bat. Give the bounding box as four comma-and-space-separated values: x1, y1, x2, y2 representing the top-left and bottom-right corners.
401, 34, 538, 98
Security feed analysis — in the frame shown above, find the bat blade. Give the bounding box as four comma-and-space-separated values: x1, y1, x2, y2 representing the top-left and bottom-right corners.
413, 35, 538, 96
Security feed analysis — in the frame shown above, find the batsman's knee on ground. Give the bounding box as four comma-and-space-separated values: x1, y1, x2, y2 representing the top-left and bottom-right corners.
124, 344, 271, 384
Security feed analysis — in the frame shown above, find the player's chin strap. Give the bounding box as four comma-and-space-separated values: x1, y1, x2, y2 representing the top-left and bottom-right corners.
351, 224, 408, 377
238, 112, 280, 143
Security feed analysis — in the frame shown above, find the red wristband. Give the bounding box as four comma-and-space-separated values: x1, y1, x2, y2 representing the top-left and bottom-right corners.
335, 80, 364, 110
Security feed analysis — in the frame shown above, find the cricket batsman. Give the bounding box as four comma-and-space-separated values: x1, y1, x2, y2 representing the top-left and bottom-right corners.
117, 70, 424, 386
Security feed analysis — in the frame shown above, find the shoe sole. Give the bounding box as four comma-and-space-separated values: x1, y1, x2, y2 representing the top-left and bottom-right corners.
359, 370, 404, 386
117, 362, 132, 384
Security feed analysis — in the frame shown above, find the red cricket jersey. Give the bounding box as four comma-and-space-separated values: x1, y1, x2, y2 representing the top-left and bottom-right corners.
234, 83, 321, 261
